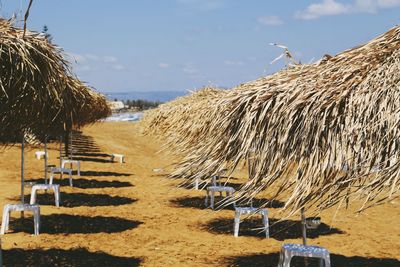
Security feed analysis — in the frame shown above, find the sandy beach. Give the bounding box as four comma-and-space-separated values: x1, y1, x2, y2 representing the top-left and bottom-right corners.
0, 122, 398, 266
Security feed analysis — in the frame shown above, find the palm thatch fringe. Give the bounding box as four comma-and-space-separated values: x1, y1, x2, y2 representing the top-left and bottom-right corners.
142, 26, 400, 217
0, 18, 110, 142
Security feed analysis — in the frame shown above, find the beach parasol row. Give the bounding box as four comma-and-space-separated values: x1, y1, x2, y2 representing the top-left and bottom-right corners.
143, 26, 400, 217
0, 18, 110, 213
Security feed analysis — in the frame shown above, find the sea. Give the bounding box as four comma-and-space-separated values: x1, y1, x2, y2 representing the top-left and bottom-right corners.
104, 112, 144, 122
103, 91, 188, 122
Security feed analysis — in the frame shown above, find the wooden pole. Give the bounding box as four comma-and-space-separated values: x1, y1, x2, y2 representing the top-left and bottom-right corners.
247, 152, 253, 207
59, 135, 62, 167
44, 136, 48, 184
297, 168, 307, 246
0, 238, 2, 266
70, 130, 73, 160
20, 136, 25, 218
301, 207, 307, 246
64, 130, 69, 159
22, 0, 34, 38
21, 137, 25, 204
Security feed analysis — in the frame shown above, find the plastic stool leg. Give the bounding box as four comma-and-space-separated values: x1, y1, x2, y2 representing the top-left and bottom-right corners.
69, 172, 73, 187
49, 172, 54, 184
262, 210, 269, 238
277, 249, 284, 267
0, 206, 9, 235
234, 210, 241, 237
34, 207, 40, 235
210, 191, 215, 209
30, 187, 37, 205
283, 251, 292, 267
54, 186, 60, 207
4, 208, 10, 232
323, 254, 331, 267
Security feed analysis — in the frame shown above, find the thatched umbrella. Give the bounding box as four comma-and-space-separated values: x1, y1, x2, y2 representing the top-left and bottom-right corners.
147, 26, 400, 220
143, 86, 227, 142
52, 75, 110, 158
0, 19, 71, 140
0, 18, 72, 205
0, 18, 110, 204
142, 86, 231, 185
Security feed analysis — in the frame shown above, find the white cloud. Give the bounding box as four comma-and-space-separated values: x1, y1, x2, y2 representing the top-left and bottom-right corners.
295, 0, 351, 20
224, 60, 244, 66
158, 63, 170, 68
295, 0, 400, 20
354, 0, 400, 11
258, 16, 283, 26
354, 0, 379, 12
103, 56, 117, 63
66, 52, 125, 72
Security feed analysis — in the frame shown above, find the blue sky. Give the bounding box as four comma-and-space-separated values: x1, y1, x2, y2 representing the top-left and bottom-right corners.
1, 0, 399, 92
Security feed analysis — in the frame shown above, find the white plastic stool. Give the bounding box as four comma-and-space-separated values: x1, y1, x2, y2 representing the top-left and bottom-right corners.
49, 167, 73, 186
205, 186, 235, 209
35, 151, 47, 160
234, 207, 269, 237
61, 159, 81, 176
278, 243, 331, 267
0, 204, 40, 235
111, 154, 125, 163
30, 184, 60, 207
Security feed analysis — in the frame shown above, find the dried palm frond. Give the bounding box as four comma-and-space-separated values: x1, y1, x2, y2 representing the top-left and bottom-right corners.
145, 26, 400, 216
142, 86, 227, 149
0, 18, 110, 142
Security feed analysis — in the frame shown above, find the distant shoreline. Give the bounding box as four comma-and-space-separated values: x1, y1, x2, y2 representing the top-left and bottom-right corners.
103, 90, 187, 102
104, 111, 144, 122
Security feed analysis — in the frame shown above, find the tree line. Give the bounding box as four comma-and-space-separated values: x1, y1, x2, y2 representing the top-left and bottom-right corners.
114, 99, 163, 110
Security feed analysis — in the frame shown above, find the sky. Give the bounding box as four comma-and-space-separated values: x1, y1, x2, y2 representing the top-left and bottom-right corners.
0, 0, 399, 93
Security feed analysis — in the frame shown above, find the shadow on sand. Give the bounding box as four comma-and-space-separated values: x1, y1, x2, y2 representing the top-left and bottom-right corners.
204, 217, 343, 240
10, 214, 142, 234
22, 192, 136, 207
79, 170, 132, 177
69, 156, 112, 163
224, 252, 400, 267
3, 248, 141, 267
171, 196, 284, 211
26, 178, 133, 189
60, 131, 115, 164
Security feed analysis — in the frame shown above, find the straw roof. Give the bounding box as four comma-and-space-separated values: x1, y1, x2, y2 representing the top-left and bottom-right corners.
59, 76, 111, 131
142, 86, 228, 155
0, 18, 110, 141
148, 26, 400, 216
0, 18, 68, 139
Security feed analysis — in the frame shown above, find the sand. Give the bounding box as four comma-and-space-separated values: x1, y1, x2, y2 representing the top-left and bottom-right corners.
0, 122, 399, 266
